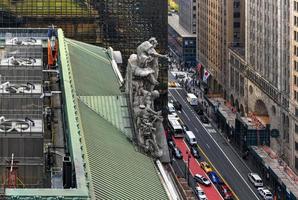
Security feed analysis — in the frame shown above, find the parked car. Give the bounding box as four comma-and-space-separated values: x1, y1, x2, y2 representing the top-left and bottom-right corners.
191, 146, 200, 159
199, 114, 209, 124
173, 100, 182, 111
248, 173, 263, 187
200, 161, 213, 173
194, 174, 211, 186
218, 185, 233, 200
181, 124, 189, 134
257, 187, 273, 200
193, 105, 204, 115
168, 140, 176, 150
194, 186, 208, 200
208, 171, 223, 185
173, 147, 183, 159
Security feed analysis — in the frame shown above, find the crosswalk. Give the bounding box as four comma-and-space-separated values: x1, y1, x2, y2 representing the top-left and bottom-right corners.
202, 123, 217, 134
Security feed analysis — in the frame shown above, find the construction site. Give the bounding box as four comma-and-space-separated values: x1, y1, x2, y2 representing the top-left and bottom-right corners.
0, 30, 67, 189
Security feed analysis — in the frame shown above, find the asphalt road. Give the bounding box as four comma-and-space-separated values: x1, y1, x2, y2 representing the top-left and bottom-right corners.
169, 87, 261, 200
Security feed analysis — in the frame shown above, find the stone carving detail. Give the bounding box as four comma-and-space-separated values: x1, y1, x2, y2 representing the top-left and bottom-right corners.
126, 38, 168, 158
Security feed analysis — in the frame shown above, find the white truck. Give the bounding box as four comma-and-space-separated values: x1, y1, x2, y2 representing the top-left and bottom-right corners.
187, 93, 198, 106
185, 131, 197, 146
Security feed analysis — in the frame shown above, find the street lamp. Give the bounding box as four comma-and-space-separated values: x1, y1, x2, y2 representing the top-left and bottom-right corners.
185, 151, 191, 185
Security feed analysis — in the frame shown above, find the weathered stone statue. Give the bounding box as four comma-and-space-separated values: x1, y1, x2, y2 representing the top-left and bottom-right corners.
126, 38, 169, 161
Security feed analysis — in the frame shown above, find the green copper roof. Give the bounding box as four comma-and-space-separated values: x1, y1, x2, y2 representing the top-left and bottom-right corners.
65, 35, 168, 199
3, 29, 168, 200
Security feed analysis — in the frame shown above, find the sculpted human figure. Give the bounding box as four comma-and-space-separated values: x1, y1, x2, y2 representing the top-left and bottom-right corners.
126, 38, 168, 159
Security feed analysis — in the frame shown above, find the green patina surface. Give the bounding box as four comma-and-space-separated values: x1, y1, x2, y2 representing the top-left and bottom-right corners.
5, 29, 168, 199
66, 38, 168, 200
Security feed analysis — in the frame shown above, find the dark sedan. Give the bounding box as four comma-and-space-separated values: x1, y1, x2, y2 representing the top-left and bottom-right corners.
173, 147, 183, 159
199, 114, 209, 124
173, 100, 182, 111
191, 146, 200, 159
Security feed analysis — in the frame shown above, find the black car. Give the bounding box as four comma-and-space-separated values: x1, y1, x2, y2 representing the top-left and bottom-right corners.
191, 146, 200, 159
172, 100, 182, 111
168, 140, 176, 150
173, 147, 183, 159
199, 115, 209, 124
181, 124, 189, 134
193, 105, 204, 115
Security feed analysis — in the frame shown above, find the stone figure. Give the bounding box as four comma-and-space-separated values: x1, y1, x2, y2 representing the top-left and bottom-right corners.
126, 38, 168, 159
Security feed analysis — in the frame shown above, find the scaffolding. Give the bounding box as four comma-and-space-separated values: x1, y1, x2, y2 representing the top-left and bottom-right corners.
0, 32, 44, 188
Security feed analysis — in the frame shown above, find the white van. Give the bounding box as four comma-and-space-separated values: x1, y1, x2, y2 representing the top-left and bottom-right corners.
187, 93, 198, 106
185, 131, 197, 146
168, 102, 176, 114
248, 173, 263, 187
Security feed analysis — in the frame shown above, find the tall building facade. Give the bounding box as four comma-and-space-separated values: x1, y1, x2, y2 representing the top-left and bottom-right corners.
245, 0, 292, 166
290, 0, 298, 171
196, 0, 233, 93
178, 0, 196, 34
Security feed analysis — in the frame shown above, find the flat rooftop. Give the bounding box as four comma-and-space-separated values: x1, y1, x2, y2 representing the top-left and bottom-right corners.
168, 13, 196, 38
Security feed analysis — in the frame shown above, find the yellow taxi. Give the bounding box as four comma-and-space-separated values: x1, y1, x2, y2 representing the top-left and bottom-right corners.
168, 81, 176, 87
200, 161, 213, 173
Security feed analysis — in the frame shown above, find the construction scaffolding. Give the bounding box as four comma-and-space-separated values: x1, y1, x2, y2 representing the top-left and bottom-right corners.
0, 33, 44, 188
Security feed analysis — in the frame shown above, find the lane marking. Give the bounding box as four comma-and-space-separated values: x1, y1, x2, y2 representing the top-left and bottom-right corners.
195, 128, 199, 132
196, 144, 240, 200
206, 144, 210, 149
182, 110, 191, 121
180, 140, 224, 200
171, 89, 260, 200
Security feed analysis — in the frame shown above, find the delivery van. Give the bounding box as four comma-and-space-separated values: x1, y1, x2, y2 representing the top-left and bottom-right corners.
187, 93, 198, 106
185, 131, 197, 146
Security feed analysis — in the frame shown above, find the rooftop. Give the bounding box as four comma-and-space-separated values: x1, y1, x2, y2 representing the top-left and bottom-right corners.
168, 13, 196, 38
1, 28, 169, 199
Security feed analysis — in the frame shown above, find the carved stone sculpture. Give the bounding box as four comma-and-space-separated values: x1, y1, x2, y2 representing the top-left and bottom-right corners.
126, 38, 169, 160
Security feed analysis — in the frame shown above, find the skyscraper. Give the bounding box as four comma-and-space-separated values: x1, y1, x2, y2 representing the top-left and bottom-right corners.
178, 0, 196, 34
245, 0, 291, 166
196, 0, 232, 93
0, 1, 168, 65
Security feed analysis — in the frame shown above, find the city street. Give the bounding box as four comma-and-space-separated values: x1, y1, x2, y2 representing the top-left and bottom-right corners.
169, 88, 260, 200
168, 78, 261, 200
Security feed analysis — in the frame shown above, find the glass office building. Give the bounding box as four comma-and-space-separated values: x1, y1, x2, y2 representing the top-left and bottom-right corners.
0, 0, 167, 62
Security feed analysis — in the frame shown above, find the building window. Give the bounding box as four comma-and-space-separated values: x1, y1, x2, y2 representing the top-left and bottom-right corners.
295, 124, 298, 133
294, 90, 298, 102
296, 142, 298, 151
234, 22, 240, 28
295, 75, 298, 86
295, 1, 298, 11
296, 157, 298, 170
295, 16, 298, 27
295, 31, 298, 42
295, 46, 298, 56
234, 12, 240, 18
295, 60, 298, 71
